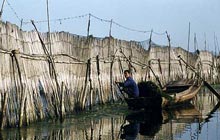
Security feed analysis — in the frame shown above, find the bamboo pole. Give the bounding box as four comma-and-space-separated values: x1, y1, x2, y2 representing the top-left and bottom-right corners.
166, 31, 171, 82
88, 58, 93, 109
148, 29, 153, 50
96, 55, 104, 104
87, 13, 91, 37
109, 19, 113, 37
0, 20, 219, 129
110, 50, 118, 102
80, 59, 90, 110
11, 50, 26, 127
31, 20, 60, 118
46, 0, 52, 55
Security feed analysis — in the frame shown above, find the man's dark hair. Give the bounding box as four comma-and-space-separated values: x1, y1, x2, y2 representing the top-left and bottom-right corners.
124, 70, 130, 74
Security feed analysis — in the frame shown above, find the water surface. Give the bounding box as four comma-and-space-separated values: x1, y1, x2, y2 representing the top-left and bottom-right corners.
1, 87, 220, 140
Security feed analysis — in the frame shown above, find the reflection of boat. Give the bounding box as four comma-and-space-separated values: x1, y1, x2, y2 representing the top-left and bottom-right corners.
120, 109, 162, 139
162, 103, 203, 124
125, 79, 202, 110
119, 103, 203, 139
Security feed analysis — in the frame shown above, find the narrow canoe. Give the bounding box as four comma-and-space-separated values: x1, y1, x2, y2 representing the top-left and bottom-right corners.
125, 80, 202, 110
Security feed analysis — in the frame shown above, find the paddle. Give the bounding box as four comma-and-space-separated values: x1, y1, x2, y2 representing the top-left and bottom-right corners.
178, 55, 220, 100
115, 82, 128, 101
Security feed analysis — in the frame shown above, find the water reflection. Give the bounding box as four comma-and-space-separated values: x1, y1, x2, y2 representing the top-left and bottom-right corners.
120, 108, 162, 140
0, 88, 220, 140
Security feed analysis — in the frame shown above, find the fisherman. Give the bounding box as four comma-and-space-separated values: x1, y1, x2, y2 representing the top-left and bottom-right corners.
116, 70, 139, 98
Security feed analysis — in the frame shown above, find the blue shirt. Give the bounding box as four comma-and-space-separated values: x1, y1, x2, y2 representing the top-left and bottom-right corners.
124, 77, 139, 97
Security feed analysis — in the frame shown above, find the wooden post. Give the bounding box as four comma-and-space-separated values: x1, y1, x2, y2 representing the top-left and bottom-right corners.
46, 0, 52, 55
96, 55, 104, 104
31, 20, 60, 117
109, 19, 113, 37
20, 19, 23, 30
88, 58, 93, 109
166, 31, 171, 81
158, 58, 162, 74
81, 59, 90, 109
148, 29, 153, 50
110, 50, 118, 102
11, 50, 26, 127
108, 20, 113, 57
110, 58, 115, 102
87, 13, 91, 37
46, 0, 54, 78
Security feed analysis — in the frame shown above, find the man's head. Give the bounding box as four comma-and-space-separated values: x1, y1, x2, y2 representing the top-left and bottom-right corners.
124, 70, 131, 79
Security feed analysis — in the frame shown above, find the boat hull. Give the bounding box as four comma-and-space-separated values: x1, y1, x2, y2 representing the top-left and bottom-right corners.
125, 80, 202, 110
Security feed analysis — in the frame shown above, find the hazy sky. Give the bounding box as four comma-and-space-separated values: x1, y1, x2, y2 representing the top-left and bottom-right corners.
2, 0, 220, 52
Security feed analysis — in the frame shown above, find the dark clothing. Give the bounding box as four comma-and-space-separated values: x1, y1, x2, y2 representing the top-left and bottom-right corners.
119, 77, 139, 98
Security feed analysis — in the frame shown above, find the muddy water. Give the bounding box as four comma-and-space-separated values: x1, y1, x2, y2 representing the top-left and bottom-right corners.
0, 87, 220, 140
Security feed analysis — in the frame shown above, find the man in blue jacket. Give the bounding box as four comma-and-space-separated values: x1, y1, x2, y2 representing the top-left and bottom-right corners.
116, 70, 139, 98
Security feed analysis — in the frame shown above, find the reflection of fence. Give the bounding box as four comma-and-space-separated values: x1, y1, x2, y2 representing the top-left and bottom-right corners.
0, 21, 218, 128
0, 116, 124, 140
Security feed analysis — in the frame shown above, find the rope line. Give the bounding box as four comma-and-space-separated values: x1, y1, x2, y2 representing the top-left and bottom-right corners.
23, 14, 89, 24
112, 21, 151, 33
20, 13, 166, 35
6, 0, 21, 21
90, 14, 110, 23
2, 0, 174, 37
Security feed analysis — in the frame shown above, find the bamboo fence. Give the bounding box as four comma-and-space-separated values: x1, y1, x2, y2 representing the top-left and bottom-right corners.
0, 21, 219, 128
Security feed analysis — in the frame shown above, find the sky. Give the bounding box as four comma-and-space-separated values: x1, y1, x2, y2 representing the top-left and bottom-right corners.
1, 0, 220, 53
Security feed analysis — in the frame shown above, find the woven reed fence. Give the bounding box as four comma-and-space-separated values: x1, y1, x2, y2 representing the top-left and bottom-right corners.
0, 21, 219, 128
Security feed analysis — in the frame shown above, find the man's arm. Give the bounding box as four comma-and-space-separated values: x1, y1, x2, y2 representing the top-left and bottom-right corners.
115, 81, 124, 87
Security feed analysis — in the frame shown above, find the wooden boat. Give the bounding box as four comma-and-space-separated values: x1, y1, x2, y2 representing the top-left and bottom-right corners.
125, 79, 202, 110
